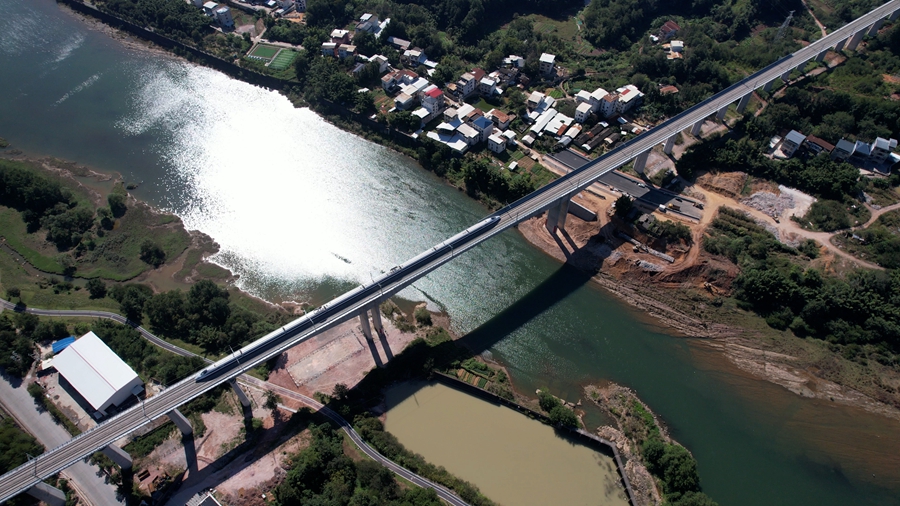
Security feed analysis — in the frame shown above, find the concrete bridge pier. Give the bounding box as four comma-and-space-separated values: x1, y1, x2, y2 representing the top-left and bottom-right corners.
101, 444, 133, 470
27, 482, 66, 506
891, 9, 900, 21
780, 70, 792, 84
716, 105, 729, 121
359, 310, 373, 340
796, 60, 809, 74
834, 38, 846, 52
545, 197, 570, 234
689, 120, 703, 137
632, 150, 650, 175
167, 408, 193, 436
370, 303, 384, 336
847, 29, 866, 50
763, 80, 774, 92
736, 93, 752, 113
663, 134, 676, 155
815, 50, 828, 63
868, 19, 884, 37
229, 379, 252, 408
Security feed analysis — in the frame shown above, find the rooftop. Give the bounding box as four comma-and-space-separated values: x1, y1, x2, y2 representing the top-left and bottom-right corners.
53, 332, 142, 412
539, 53, 555, 63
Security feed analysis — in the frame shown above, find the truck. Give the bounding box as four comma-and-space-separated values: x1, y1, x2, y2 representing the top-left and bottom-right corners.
667, 203, 681, 211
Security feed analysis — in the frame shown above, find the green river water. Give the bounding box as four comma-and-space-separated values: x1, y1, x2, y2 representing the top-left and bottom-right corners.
1, 2, 899, 504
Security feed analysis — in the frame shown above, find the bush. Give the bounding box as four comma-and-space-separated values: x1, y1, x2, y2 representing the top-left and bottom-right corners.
139, 240, 166, 267
86, 278, 107, 299
414, 307, 432, 326
803, 200, 851, 231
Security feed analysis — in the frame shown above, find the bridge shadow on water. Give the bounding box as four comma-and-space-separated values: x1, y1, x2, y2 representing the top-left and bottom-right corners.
459, 224, 616, 355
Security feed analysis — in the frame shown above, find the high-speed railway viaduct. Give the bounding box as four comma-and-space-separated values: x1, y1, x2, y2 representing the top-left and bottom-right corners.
2, 2, 899, 503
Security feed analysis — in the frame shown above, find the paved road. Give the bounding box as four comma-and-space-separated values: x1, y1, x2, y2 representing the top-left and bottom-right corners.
0, 300, 470, 506
548, 150, 704, 220
0, 376, 121, 506
2, 2, 899, 501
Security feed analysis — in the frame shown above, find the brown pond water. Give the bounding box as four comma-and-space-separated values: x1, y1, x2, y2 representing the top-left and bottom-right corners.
384, 381, 630, 506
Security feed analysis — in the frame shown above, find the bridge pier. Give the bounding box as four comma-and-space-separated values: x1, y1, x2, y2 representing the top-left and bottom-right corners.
796, 60, 809, 74
867, 19, 884, 37
663, 135, 676, 155
715, 105, 728, 121
545, 197, 570, 234
229, 379, 252, 408
847, 29, 866, 50
167, 408, 193, 436
101, 444, 133, 470
834, 38, 846, 52
891, 9, 900, 21
689, 120, 703, 137
815, 50, 827, 63
370, 303, 384, 336
780, 70, 792, 84
632, 150, 650, 175
27, 482, 66, 506
736, 93, 752, 113
763, 79, 774, 92
359, 311, 373, 340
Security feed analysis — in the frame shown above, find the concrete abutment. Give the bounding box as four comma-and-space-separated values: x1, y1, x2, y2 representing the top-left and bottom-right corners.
167, 408, 193, 436
101, 444, 132, 470
26, 483, 66, 506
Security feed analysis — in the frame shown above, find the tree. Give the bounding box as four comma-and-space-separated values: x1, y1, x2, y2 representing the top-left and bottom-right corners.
332, 383, 349, 401
112, 285, 150, 323
5, 287, 20, 299
548, 405, 578, 427
660, 444, 701, 494
264, 390, 281, 410
107, 193, 127, 217
139, 240, 166, 267
86, 279, 107, 299
538, 390, 561, 412
614, 195, 633, 218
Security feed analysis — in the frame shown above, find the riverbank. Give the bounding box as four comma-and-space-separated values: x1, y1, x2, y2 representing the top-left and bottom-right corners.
517, 191, 900, 422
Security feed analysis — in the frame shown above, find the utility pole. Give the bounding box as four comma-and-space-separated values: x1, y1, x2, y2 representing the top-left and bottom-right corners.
775, 11, 795, 42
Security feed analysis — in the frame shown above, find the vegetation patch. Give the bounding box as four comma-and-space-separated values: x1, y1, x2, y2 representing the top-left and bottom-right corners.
834, 210, 900, 268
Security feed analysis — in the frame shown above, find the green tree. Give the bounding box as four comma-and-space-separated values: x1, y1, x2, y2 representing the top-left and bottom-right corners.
332, 383, 349, 401
264, 390, 281, 410
660, 444, 701, 494
139, 239, 166, 267
86, 279, 107, 299
548, 405, 578, 427
107, 193, 127, 217
614, 195, 633, 218
538, 390, 560, 412
5, 287, 20, 299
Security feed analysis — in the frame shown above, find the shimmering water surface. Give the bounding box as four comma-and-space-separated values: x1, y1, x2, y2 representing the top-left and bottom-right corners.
2, 2, 900, 505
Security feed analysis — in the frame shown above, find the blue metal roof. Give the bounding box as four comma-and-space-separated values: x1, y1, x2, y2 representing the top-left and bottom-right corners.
52, 337, 76, 354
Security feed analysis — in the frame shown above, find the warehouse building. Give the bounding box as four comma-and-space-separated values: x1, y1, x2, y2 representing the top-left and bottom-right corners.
53, 331, 144, 417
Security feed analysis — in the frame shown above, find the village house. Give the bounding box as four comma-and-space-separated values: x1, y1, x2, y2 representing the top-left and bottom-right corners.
831, 138, 856, 161
331, 29, 350, 44
215, 6, 234, 28
504, 55, 525, 68
381, 69, 418, 92
470, 116, 494, 143
658, 20, 681, 40
870, 136, 898, 163
387, 36, 411, 51
575, 102, 592, 123
614, 85, 644, 115
486, 109, 512, 130
804, 135, 835, 156
337, 44, 356, 59
478, 75, 498, 96
321, 42, 337, 57
780, 130, 806, 158
202, 1, 218, 16
421, 85, 445, 115
488, 133, 506, 154
455, 73, 478, 99
539, 53, 556, 76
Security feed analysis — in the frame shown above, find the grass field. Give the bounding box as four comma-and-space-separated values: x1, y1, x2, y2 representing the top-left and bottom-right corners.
269, 50, 298, 70
250, 44, 279, 59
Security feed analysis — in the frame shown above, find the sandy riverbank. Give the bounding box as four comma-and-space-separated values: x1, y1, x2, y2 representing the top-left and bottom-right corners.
516, 191, 900, 422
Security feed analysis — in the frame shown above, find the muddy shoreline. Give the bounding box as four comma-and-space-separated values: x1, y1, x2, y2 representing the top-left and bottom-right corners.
517, 214, 900, 422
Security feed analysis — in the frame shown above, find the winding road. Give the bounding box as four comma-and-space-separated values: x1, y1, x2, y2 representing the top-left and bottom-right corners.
0, 299, 470, 506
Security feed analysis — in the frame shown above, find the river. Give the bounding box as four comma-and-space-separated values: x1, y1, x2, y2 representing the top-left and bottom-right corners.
1, 1, 899, 505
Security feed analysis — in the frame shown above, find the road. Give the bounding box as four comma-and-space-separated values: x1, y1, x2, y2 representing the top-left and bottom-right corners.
547, 150, 705, 220
0, 376, 121, 506
0, 300, 470, 506
2, 1, 899, 501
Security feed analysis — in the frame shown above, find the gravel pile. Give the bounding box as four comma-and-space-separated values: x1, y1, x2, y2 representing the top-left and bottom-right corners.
741, 191, 794, 218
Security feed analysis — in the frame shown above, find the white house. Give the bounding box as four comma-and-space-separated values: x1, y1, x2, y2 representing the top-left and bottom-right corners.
52, 332, 144, 416
479, 76, 498, 96
394, 92, 415, 110
421, 85, 445, 115
504, 55, 525, 68
202, 1, 218, 16
539, 53, 556, 76
215, 7, 234, 28
331, 29, 350, 44
488, 134, 506, 154
321, 42, 337, 57
589, 88, 609, 113
337, 44, 356, 59
456, 73, 477, 98
599, 94, 617, 118
457, 123, 480, 146
781, 130, 806, 158
575, 102, 592, 123
575, 90, 592, 104
615, 85, 643, 114
871, 137, 898, 163
470, 116, 494, 143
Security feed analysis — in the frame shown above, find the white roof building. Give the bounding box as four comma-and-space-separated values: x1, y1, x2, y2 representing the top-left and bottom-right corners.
53, 332, 143, 416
